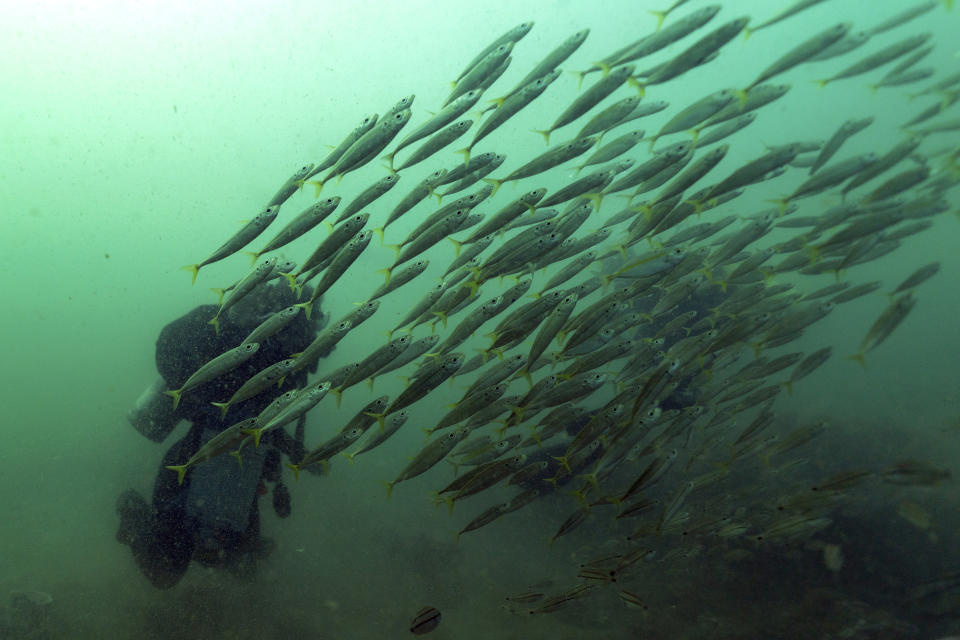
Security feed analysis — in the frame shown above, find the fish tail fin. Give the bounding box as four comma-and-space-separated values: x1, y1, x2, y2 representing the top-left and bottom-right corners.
487, 95, 507, 109
429, 310, 447, 328
448, 237, 464, 257
782, 380, 794, 396
230, 450, 243, 468
743, 26, 753, 41
281, 271, 299, 292
381, 151, 396, 171
383, 480, 395, 500
375, 267, 391, 286
211, 401, 229, 421
384, 243, 402, 260
627, 76, 645, 97
482, 177, 504, 197
462, 278, 482, 300
372, 226, 385, 245
180, 264, 200, 285
518, 367, 533, 387
165, 465, 188, 485
544, 474, 562, 491
941, 0, 953, 9
569, 69, 587, 90
649, 9, 666, 30
209, 287, 226, 306
552, 455, 572, 472
285, 463, 301, 481
578, 470, 601, 491
242, 427, 264, 447
365, 411, 387, 432
294, 300, 313, 320
207, 314, 221, 335
531, 129, 551, 145
306, 180, 324, 197
584, 191, 604, 210
454, 147, 471, 166
163, 389, 183, 411
847, 351, 867, 369
735, 88, 749, 107
242, 250, 259, 267
341, 451, 356, 464
332, 388, 343, 408
815, 79, 829, 89
766, 197, 790, 215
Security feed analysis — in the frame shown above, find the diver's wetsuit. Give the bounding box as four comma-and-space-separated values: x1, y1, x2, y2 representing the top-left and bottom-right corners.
118, 284, 328, 589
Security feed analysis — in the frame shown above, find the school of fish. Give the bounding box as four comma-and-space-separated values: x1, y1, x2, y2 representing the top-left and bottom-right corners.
171, 0, 957, 623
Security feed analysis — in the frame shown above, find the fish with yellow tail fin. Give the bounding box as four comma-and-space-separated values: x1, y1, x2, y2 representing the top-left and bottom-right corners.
745, 0, 831, 40
242, 381, 331, 447
207, 257, 277, 335
382, 169, 449, 233
385, 428, 470, 499
457, 502, 509, 542
533, 66, 633, 145
427, 383, 509, 435
649, 0, 694, 30
640, 17, 749, 90
387, 89, 482, 169
211, 358, 296, 421
297, 230, 372, 317
646, 88, 736, 150
289, 320, 354, 375
164, 343, 260, 410
443, 42, 513, 108
301, 114, 378, 184
816, 33, 932, 87
741, 23, 850, 98
246, 197, 340, 263
460, 72, 560, 162
284, 212, 369, 290
484, 136, 597, 196
848, 293, 917, 368
349, 409, 410, 462
287, 427, 367, 480
165, 418, 258, 485
331, 335, 411, 407
451, 21, 533, 87
367, 353, 465, 430
181, 204, 279, 284
305, 108, 412, 194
